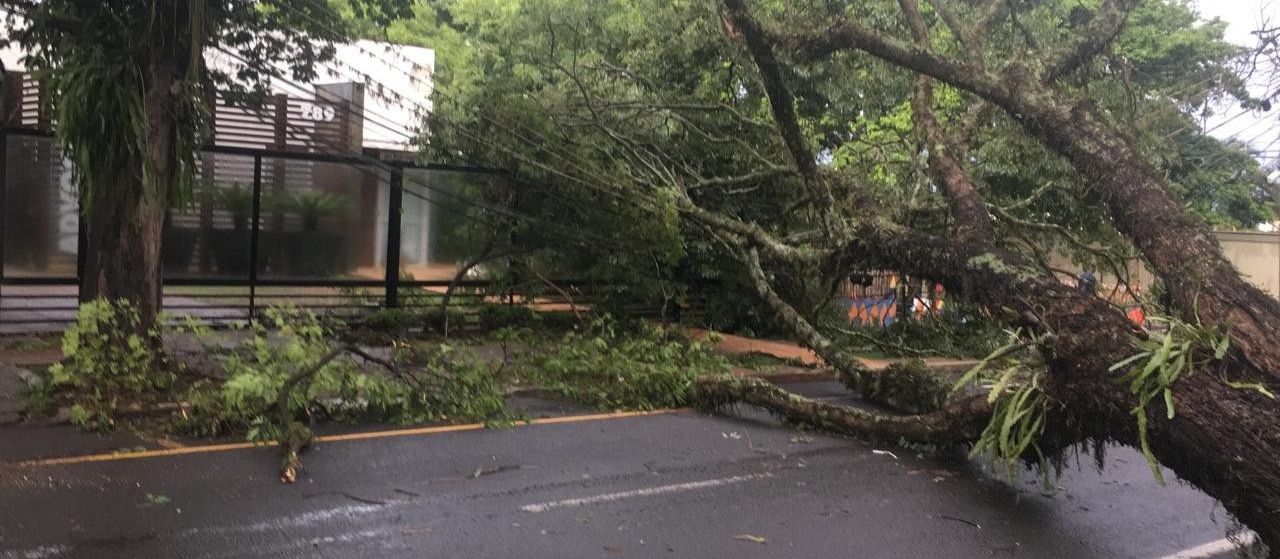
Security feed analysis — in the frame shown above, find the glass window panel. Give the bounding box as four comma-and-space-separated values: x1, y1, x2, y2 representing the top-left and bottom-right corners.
399, 169, 503, 281
164, 152, 256, 279
3, 134, 78, 278
257, 158, 381, 280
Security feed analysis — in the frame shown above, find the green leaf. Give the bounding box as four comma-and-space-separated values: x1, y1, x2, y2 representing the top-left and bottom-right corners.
1213, 335, 1230, 359
987, 366, 1021, 404
1135, 412, 1165, 485
1224, 380, 1277, 399
1109, 351, 1151, 372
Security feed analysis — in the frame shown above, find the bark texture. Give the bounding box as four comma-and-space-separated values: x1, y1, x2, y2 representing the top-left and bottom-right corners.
698, 1, 1280, 552
80, 56, 188, 340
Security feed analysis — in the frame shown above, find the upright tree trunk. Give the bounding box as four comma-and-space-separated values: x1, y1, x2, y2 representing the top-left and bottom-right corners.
80, 194, 166, 334
79, 63, 178, 338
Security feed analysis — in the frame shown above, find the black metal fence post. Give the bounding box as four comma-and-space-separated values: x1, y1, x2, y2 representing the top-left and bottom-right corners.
75, 197, 86, 303
248, 155, 263, 320
384, 165, 403, 309
0, 130, 7, 326
506, 162, 519, 307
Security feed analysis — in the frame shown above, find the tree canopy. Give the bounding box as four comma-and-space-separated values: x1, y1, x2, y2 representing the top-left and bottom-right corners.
345, 0, 1280, 550
342, 0, 1276, 326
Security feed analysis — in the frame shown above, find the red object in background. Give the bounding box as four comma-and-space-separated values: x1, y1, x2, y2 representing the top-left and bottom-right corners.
1127, 305, 1146, 326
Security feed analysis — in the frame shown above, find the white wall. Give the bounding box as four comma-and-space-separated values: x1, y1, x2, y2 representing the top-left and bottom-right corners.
2, 31, 433, 152
207, 40, 434, 152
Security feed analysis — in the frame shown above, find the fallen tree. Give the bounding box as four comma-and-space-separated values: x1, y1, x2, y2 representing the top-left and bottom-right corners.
692, 0, 1280, 552
383, 0, 1279, 552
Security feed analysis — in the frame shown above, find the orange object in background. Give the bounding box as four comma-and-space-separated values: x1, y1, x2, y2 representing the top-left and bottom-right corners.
1127, 305, 1146, 326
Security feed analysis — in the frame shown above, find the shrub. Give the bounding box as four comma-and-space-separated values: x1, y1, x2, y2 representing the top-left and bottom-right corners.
477, 304, 537, 330
363, 308, 422, 334
48, 299, 172, 429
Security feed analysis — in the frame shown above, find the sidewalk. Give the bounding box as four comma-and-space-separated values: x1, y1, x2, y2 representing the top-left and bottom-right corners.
691, 329, 979, 381
0, 364, 36, 425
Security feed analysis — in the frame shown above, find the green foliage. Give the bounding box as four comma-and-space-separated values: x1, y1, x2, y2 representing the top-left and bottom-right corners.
48, 299, 171, 429
287, 190, 347, 228
144, 493, 172, 506
518, 316, 730, 410
952, 329, 1053, 484
855, 360, 950, 415
178, 305, 514, 438
835, 310, 1007, 359
34, 23, 210, 215
21, 372, 57, 417
477, 304, 537, 330
1108, 317, 1271, 484
214, 183, 255, 220
366, 344, 515, 427
363, 308, 423, 335
970, 376, 1050, 484
476, 304, 580, 332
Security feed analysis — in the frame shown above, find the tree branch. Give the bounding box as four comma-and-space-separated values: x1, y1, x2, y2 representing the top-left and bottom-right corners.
693, 375, 991, 444
898, 0, 996, 242
1044, 0, 1141, 82
720, 0, 816, 179
720, 0, 843, 237
922, 0, 979, 62
677, 194, 822, 266
687, 166, 797, 191
768, 18, 1011, 107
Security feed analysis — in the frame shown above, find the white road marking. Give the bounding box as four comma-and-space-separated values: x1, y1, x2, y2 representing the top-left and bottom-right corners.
0, 544, 69, 559
519, 473, 772, 513
184, 503, 389, 536
1155, 532, 1257, 559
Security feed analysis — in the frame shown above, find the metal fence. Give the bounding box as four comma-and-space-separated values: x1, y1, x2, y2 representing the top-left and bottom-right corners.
0, 127, 638, 333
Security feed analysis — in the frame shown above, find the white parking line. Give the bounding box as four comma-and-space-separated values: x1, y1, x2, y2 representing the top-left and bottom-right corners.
519, 473, 773, 513
1155, 533, 1257, 559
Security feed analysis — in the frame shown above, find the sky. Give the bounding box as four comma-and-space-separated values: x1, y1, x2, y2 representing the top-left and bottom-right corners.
1196, 0, 1279, 167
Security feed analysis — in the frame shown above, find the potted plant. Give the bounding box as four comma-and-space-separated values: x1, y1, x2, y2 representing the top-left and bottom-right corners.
290, 190, 345, 231
216, 184, 255, 231
278, 190, 349, 276
208, 183, 255, 276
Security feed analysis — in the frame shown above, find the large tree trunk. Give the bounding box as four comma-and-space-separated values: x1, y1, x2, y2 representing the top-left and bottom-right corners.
79, 63, 178, 338
80, 192, 166, 334
840, 224, 1280, 549
990, 73, 1280, 375
950, 81, 1280, 546
742, 13, 1280, 548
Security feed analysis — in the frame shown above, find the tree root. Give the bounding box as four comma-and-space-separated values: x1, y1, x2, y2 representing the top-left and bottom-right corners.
692, 375, 991, 445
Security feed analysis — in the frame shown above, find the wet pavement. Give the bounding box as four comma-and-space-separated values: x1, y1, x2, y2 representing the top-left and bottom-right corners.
0, 383, 1251, 558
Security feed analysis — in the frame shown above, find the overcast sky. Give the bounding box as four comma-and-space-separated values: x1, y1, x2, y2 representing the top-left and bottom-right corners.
1196, 0, 1279, 167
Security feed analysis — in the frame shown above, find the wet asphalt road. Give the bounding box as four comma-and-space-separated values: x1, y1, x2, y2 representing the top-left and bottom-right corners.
0, 383, 1249, 559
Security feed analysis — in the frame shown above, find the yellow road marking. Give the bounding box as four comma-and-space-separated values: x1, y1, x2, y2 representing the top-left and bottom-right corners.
10, 409, 681, 468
